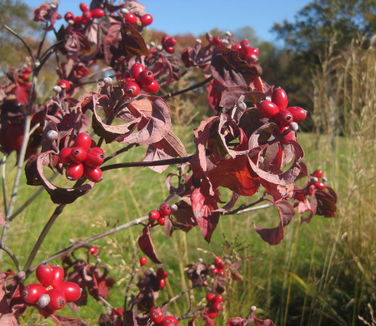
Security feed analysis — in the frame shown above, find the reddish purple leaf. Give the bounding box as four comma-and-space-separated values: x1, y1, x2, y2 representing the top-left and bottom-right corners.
138, 225, 161, 264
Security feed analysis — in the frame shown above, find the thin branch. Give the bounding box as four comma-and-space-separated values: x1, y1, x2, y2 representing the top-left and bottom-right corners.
101, 155, 193, 172
227, 203, 273, 215
2, 25, 35, 66
28, 215, 149, 274
224, 195, 267, 215
162, 77, 213, 100
36, 23, 48, 59
1, 155, 8, 215
178, 306, 205, 321
161, 285, 195, 307
123, 247, 139, 311
104, 144, 138, 163
0, 245, 21, 272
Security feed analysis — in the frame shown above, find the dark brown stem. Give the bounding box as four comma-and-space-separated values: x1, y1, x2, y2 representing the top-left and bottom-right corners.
101, 155, 193, 172
123, 247, 139, 312
161, 285, 195, 307
224, 195, 267, 215
36, 23, 48, 59
178, 306, 205, 321
104, 144, 138, 163
162, 77, 213, 100
0, 245, 21, 272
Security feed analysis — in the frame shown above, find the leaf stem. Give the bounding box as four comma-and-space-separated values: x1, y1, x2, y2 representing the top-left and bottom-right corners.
162, 77, 213, 99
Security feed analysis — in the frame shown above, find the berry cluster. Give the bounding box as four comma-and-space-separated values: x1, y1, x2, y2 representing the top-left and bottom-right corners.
232, 39, 259, 63
162, 36, 177, 54
122, 8, 153, 27
212, 256, 226, 277
22, 263, 81, 315
156, 267, 168, 289
148, 204, 172, 226
257, 87, 307, 142
64, 3, 105, 26
308, 169, 327, 194
58, 133, 105, 182
209, 35, 223, 47
204, 293, 223, 319
149, 306, 178, 325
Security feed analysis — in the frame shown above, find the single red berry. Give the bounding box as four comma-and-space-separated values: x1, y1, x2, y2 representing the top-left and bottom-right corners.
250, 47, 259, 57
137, 70, 155, 86
257, 100, 280, 118
111, 307, 124, 316
79, 3, 89, 12
213, 267, 219, 274
214, 257, 224, 268
23, 284, 47, 304
66, 163, 84, 180
162, 36, 177, 47
124, 80, 141, 98
160, 316, 179, 325
212, 301, 222, 312
240, 39, 250, 47
131, 63, 145, 79
149, 210, 160, 222
272, 87, 288, 110
142, 80, 160, 93
73, 16, 82, 23
165, 46, 175, 54
313, 169, 324, 179
83, 10, 92, 20
124, 12, 137, 25
150, 306, 164, 323
232, 43, 242, 51
57, 79, 72, 91
158, 217, 166, 226
64, 12, 75, 21
50, 266, 65, 288
23, 67, 33, 74
217, 269, 225, 277
85, 147, 105, 167
139, 256, 147, 266
210, 36, 222, 47
74, 133, 92, 150
275, 109, 294, 126
159, 204, 172, 216
205, 310, 218, 319
214, 294, 223, 303
140, 14, 153, 26
70, 147, 87, 163
287, 106, 307, 123
91, 8, 105, 18
46, 289, 66, 311
206, 292, 215, 302
314, 181, 327, 190
89, 245, 99, 255
36, 263, 55, 287
59, 147, 73, 164
159, 278, 166, 288
85, 166, 103, 182
56, 282, 81, 302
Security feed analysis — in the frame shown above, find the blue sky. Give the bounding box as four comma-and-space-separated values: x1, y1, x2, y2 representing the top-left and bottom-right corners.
27, 0, 311, 43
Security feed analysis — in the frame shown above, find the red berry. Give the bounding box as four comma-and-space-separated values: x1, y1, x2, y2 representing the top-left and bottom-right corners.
314, 181, 327, 190
56, 282, 81, 302
210, 36, 222, 47
160, 316, 178, 325
79, 3, 89, 12
111, 308, 124, 316
137, 70, 155, 86
280, 126, 295, 143
275, 109, 294, 126
232, 43, 242, 51
217, 269, 225, 277
257, 100, 280, 118
85, 147, 105, 166
74, 16, 82, 23
159, 278, 166, 288
250, 47, 259, 58
150, 306, 164, 323
64, 12, 75, 21
59, 147, 73, 164
50, 266, 64, 288
83, 10, 92, 19
139, 256, 147, 266
23, 284, 47, 304
272, 87, 288, 110
158, 217, 166, 226
214, 257, 224, 268
205, 310, 218, 319
287, 106, 307, 123
74, 133, 92, 150
159, 204, 172, 216
66, 163, 84, 180
206, 292, 215, 302
89, 245, 99, 255
91, 8, 105, 18
85, 166, 103, 182
131, 63, 145, 79
162, 36, 177, 48
213, 267, 219, 274
70, 147, 87, 163
36, 263, 55, 287
240, 39, 250, 47
124, 12, 137, 25
57, 79, 71, 91
165, 47, 175, 54
124, 80, 141, 98
46, 289, 66, 311
313, 169, 324, 179
23, 67, 33, 74
142, 80, 160, 93
140, 14, 153, 26
212, 301, 222, 312
149, 210, 160, 222
214, 295, 223, 303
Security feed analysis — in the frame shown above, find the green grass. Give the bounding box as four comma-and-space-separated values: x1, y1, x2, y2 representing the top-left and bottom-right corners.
1, 127, 374, 325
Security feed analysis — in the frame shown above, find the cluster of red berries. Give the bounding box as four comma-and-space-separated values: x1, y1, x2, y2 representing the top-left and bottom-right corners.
64, 3, 105, 26
17, 67, 32, 85
212, 256, 226, 277
156, 267, 168, 289
232, 40, 259, 62
204, 293, 223, 319
257, 87, 307, 142
58, 133, 105, 182
22, 263, 81, 315
308, 169, 327, 193
122, 8, 153, 27
162, 36, 177, 54
122, 63, 160, 98
149, 307, 178, 325
148, 204, 172, 226
209, 35, 223, 47
139, 256, 148, 266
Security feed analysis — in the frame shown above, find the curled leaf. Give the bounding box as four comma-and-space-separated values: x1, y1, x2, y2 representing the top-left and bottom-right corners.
138, 225, 161, 264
